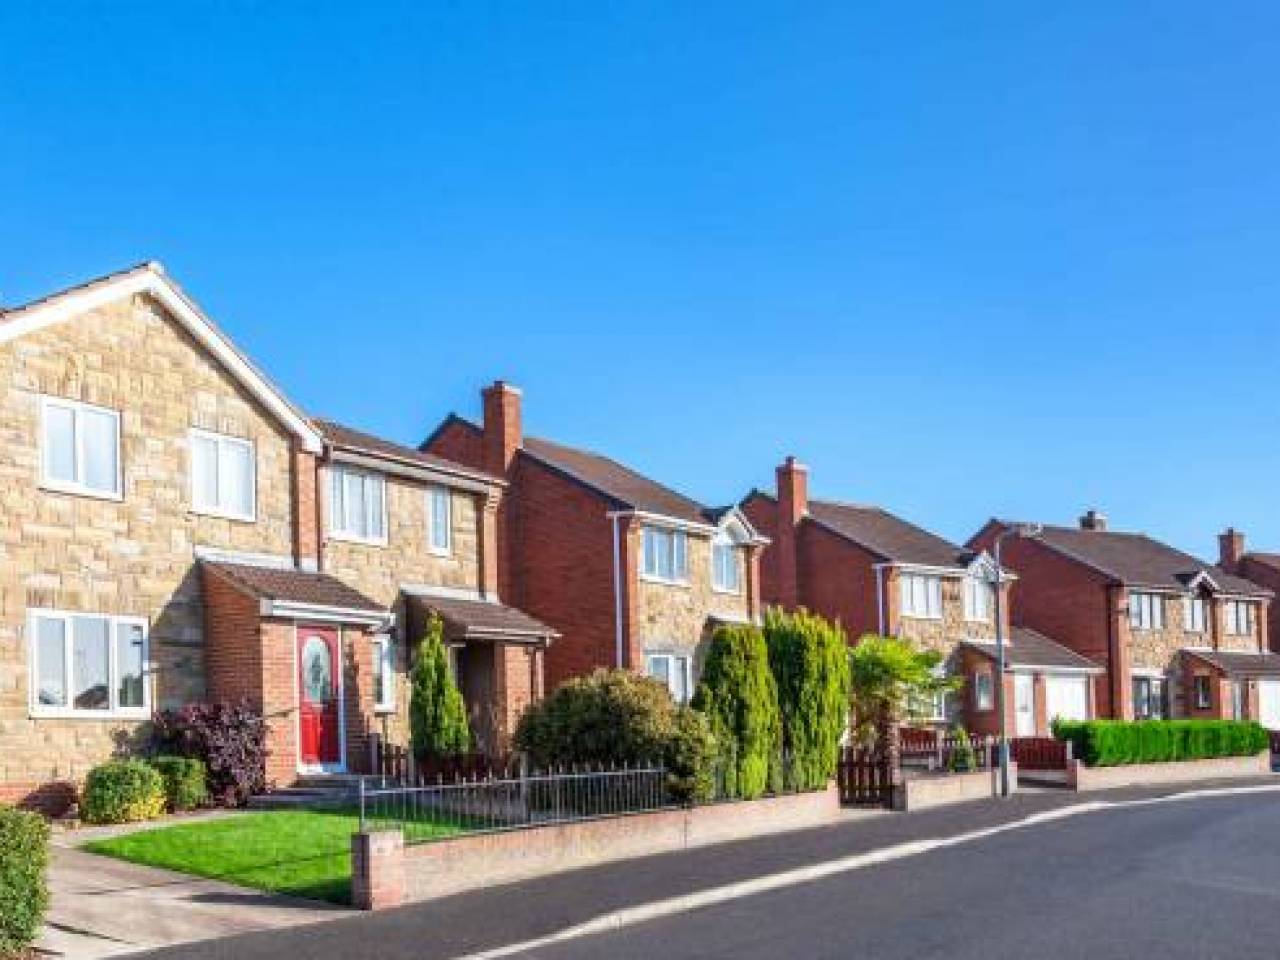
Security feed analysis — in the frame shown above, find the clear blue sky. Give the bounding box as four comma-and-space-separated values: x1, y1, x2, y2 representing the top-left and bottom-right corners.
3, 3, 1278, 559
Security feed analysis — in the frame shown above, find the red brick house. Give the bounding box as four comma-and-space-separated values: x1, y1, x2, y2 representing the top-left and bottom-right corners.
969, 512, 1279, 729
1225, 529, 1280, 655
740, 458, 1098, 736
0, 265, 554, 809
423, 382, 767, 701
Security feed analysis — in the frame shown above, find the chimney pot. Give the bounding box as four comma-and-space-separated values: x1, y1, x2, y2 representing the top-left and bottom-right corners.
1079, 509, 1107, 532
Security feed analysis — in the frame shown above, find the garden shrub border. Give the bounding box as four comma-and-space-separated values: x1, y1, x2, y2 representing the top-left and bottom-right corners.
0, 806, 50, 957
1053, 719, 1269, 767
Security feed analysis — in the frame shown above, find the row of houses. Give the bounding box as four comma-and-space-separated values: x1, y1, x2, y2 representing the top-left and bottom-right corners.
2, 262, 1278, 812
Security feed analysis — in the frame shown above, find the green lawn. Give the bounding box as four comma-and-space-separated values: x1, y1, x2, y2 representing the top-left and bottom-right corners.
85, 809, 465, 904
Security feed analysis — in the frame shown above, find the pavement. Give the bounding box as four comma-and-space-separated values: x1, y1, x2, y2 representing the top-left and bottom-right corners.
119, 777, 1280, 960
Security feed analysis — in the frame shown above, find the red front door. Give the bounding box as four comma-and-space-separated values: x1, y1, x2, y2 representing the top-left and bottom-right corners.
298, 627, 341, 768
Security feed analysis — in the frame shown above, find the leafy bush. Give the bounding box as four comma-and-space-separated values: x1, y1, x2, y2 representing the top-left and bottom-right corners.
764, 608, 851, 791
152, 701, 268, 806
666, 706, 717, 803
81, 760, 166, 825
848, 635, 955, 748
410, 613, 471, 759
949, 726, 977, 773
149, 756, 208, 812
692, 624, 781, 800
1053, 719, 1269, 767
0, 806, 49, 956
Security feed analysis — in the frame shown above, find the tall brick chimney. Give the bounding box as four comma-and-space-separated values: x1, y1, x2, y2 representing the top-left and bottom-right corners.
775, 456, 809, 609
1219, 527, 1245, 573
1079, 509, 1107, 532
481, 381, 523, 477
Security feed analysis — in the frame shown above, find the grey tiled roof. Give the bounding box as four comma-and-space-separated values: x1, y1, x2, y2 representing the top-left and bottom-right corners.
964, 628, 1103, 672
806, 499, 972, 569
408, 594, 558, 641
203, 561, 384, 613
1185, 649, 1280, 678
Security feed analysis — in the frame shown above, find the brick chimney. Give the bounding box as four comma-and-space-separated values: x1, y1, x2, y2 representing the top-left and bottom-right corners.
481, 381, 523, 477
1079, 509, 1107, 532
775, 457, 809, 609
1219, 527, 1245, 573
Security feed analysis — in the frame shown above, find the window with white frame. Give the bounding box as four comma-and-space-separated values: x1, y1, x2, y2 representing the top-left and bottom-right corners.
1224, 600, 1256, 636
641, 526, 689, 583
963, 575, 993, 622
29, 610, 147, 717
1182, 594, 1207, 633
1193, 674, 1213, 710
40, 396, 121, 498
1128, 592, 1165, 631
646, 652, 692, 704
426, 486, 452, 555
711, 533, 740, 593
328, 465, 387, 542
1132, 676, 1167, 720
372, 636, 395, 712
972, 670, 994, 711
190, 429, 256, 520
900, 573, 942, 619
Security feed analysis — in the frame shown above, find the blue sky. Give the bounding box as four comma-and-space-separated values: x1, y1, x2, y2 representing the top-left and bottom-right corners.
3, 3, 1278, 558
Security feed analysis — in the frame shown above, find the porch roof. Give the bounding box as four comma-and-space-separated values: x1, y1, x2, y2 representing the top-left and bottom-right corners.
1184, 649, 1280, 678
963, 628, 1103, 673
203, 561, 387, 621
406, 593, 559, 645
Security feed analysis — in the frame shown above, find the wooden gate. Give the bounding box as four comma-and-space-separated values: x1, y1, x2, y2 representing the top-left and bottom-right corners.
837, 747, 895, 807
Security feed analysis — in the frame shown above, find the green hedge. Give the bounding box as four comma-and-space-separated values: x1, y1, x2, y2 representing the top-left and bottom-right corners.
149, 756, 208, 812
81, 760, 166, 825
1053, 719, 1270, 767
0, 806, 50, 956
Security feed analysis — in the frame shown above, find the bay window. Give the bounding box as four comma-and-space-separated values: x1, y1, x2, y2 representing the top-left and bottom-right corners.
41, 396, 121, 498
329, 465, 387, 543
642, 526, 688, 583
30, 610, 148, 717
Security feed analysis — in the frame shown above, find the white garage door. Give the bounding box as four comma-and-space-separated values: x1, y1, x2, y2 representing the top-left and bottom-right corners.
1258, 681, 1280, 731
1046, 676, 1090, 724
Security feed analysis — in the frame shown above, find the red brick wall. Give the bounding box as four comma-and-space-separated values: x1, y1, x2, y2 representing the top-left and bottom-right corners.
292, 447, 320, 569
202, 569, 265, 706
740, 493, 781, 606
1238, 557, 1280, 653
799, 522, 882, 640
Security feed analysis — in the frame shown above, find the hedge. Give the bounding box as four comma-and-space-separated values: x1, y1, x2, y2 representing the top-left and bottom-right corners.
0, 807, 49, 956
1053, 719, 1269, 767
81, 759, 166, 825
149, 756, 208, 812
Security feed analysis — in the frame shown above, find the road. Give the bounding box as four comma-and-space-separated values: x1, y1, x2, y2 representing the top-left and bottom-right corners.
136, 783, 1280, 960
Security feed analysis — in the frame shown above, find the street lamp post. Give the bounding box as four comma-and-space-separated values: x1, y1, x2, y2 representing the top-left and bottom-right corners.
992, 523, 1042, 798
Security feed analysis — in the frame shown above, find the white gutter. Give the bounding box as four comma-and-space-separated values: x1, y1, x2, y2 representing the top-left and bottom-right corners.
612, 514, 625, 668
261, 598, 393, 628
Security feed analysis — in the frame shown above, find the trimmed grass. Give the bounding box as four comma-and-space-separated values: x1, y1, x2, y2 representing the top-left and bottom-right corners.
85, 809, 464, 904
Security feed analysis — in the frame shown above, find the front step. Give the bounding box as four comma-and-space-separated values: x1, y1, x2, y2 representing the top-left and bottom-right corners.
247, 774, 367, 810
295, 773, 365, 790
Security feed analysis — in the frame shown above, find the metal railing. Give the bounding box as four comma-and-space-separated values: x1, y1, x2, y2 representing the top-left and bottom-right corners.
358, 763, 672, 844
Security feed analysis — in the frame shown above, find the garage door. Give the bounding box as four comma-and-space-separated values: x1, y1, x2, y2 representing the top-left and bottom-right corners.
1046, 676, 1090, 724
1258, 681, 1280, 731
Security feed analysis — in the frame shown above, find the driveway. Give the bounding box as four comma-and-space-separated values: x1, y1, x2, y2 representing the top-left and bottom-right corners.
40, 828, 349, 958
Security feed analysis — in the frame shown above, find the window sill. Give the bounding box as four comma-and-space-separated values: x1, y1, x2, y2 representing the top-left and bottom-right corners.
192, 507, 258, 524
711, 585, 743, 596
374, 704, 397, 716
639, 574, 691, 588
328, 531, 389, 548
427, 547, 454, 559
40, 482, 123, 503
900, 613, 943, 622
30, 708, 150, 721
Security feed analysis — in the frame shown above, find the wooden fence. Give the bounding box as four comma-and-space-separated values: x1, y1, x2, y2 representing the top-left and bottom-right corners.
837, 747, 895, 807
1009, 736, 1070, 771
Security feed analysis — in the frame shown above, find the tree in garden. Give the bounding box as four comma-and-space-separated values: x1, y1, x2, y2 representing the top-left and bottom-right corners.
763, 607, 852, 790
692, 623, 781, 800
848, 635, 957, 755
409, 613, 471, 758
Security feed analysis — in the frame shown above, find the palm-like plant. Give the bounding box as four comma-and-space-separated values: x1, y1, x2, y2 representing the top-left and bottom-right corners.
848, 636, 958, 759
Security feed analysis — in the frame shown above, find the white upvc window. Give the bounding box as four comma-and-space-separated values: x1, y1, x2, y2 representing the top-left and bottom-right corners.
328, 465, 387, 544
899, 573, 942, 619
190, 429, 256, 520
1182, 594, 1207, 633
1224, 600, 1257, 636
641, 526, 689, 583
40, 396, 122, 499
963, 575, 993, 622
372, 636, 395, 712
29, 610, 148, 718
972, 670, 994, 711
711, 533, 740, 593
646, 652, 693, 704
1128, 592, 1165, 631
426, 486, 452, 556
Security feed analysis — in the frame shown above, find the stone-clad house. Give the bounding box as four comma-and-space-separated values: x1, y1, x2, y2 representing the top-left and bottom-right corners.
740, 458, 1101, 737
969, 512, 1280, 728
0, 264, 554, 811
423, 382, 768, 702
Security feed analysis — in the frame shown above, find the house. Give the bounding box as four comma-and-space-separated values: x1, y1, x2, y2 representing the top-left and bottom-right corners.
423, 382, 767, 701
0, 264, 554, 812
969, 512, 1280, 729
1224, 528, 1280, 655
740, 458, 1100, 735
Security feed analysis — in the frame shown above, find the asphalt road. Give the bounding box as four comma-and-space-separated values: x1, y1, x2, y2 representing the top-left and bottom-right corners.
138, 782, 1280, 960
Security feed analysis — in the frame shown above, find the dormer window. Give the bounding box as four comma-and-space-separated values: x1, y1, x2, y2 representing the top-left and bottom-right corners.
642, 526, 688, 583
1182, 595, 1207, 633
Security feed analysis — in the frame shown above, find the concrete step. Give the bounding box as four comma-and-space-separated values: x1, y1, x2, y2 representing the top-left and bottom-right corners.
247, 784, 361, 810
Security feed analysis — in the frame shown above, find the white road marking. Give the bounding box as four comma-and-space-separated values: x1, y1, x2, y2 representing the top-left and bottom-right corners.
451, 782, 1280, 959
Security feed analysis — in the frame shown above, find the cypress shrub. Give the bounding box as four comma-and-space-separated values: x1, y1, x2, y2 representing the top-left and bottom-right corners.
763, 608, 851, 791
0, 806, 49, 957
1053, 719, 1268, 766
410, 613, 471, 759
949, 726, 977, 773
81, 760, 166, 824
149, 756, 208, 812
692, 623, 781, 800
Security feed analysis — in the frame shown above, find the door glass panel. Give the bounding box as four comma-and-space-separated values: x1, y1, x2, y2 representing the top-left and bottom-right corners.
71, 616, 110, 710
302, 637, 333, 704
